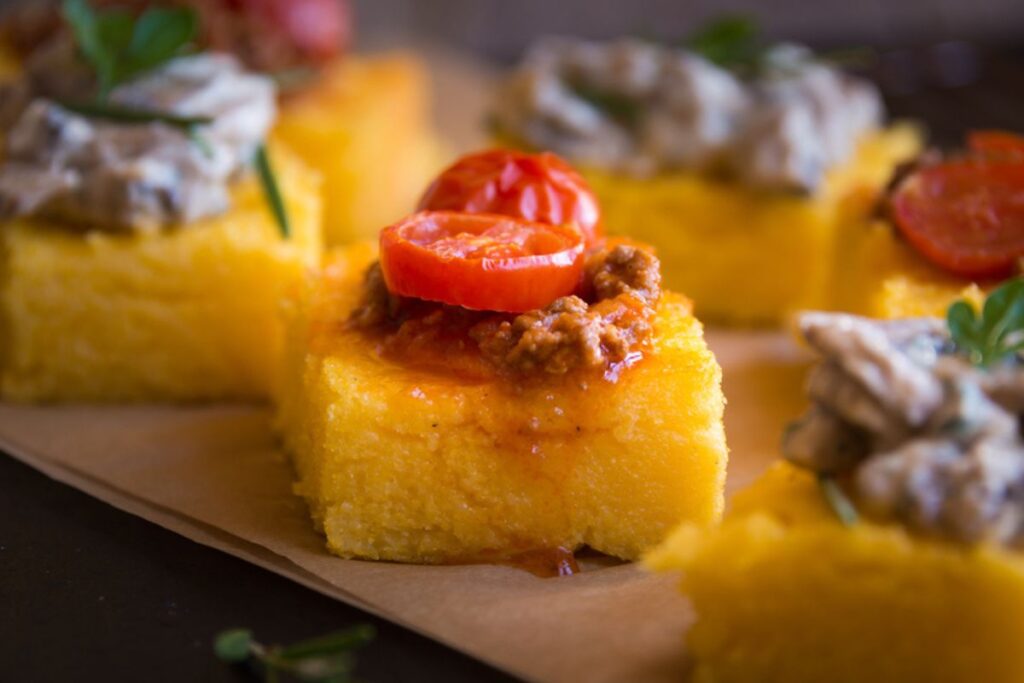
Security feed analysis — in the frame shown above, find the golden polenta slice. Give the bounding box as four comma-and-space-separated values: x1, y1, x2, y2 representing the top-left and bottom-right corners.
273, 54, 444, 246
0, 145, 321, 402
583, 126, 921, 325
646, 462, 1024, 683
276, 244, 728, 563
833, 219, 988, 318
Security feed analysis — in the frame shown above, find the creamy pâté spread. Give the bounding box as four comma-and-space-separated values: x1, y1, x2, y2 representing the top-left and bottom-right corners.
0, 36, 276, 232
495, 38, 881, 192
785, 312, 1024, 546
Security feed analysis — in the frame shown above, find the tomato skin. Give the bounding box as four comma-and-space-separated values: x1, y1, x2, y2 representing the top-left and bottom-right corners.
968, 130, 1024, 161
418, 149, 603, 245
379, 211, 586, 313
892, 160, 1024, 278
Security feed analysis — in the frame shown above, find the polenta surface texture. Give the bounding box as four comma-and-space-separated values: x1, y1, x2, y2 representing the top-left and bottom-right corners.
274, 54, 444, 246
646, 463, 1024, 683
584, 126, 921, 324
277, 245, 728, 563
0, 147, 321, 402
834, 219, 990, 319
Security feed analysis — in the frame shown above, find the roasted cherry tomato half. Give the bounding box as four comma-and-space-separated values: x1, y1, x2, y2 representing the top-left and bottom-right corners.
967, 130, 1024, 162
379, 211, 586, 313
417, 149, 603, 246
891, 160, 1024, 278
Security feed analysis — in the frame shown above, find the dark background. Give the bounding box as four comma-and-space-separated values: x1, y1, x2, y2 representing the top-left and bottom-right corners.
354, 0, 1024, 60
2, 2, 1024, 682
0, 454, 515, 683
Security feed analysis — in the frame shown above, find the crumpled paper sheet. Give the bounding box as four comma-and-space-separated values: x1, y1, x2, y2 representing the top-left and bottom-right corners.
0, 330, 809, 683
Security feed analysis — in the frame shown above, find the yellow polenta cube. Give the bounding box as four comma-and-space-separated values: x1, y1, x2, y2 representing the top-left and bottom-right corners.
0, 146, 321, 402
276, 244, 728, 563
273, 54, 444, 246
646, 462, 1024, 683
834, 219, 988, 318
583, 126, 921, 325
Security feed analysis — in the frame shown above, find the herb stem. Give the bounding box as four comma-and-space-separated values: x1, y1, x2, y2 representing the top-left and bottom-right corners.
254, 144, 291, 239
57, 100, 212, 129
818, 474, 859, 526
214, 626, 374, 682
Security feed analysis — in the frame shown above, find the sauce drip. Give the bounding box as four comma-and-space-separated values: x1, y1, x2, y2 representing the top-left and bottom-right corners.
448, 546, 580, 578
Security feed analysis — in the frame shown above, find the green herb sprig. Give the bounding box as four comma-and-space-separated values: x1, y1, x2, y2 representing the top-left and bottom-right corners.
818, 474, 858, 526
215, 625, 375, 683
684, 15, 875, 74
59, 0, 291, 239
62, 0, 196, 99
685, 15, 761, 69
947, 278, 1024, 368
255, 144, 291, 239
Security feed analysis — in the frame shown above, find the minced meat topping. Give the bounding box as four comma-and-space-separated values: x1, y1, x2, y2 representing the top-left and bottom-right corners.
494, 38, 882, 193
784, 312, 1024, 546
349, 243, 661, 378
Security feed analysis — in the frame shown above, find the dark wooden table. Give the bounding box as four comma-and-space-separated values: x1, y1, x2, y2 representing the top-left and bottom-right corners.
1, 46, 1020, 683
0, 456, 516, 682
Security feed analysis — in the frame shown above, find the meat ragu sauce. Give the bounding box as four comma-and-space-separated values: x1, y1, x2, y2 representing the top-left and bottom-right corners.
348, 242, 662, 382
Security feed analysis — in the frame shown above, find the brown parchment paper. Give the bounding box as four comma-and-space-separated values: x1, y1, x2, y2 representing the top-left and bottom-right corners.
0, 330, 810, 683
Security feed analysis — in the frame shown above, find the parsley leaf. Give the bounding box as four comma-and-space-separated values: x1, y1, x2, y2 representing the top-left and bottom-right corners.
213, 629, 254, 663
123, 7, 196, 79
947, 279, 1024, 367
62, 0, 196, 99
685, 15, 761, 69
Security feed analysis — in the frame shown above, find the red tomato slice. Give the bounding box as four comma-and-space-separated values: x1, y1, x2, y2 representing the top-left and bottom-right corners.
891, 160, 1024, 278
418, 149, 603, 245
379, 211, 585, 313
968, 130, 1024, 161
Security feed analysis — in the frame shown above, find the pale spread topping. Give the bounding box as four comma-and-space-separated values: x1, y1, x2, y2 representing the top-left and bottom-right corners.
785, 312, 1024, 546
494, 38, 882, 192
0, 37, 276, 232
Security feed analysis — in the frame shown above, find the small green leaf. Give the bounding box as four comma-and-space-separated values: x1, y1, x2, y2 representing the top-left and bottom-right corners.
254, 144, 291, 239
95, 11, 134, 55
685, 15, 760, 68
62, 0, 198, 98
214, 628, 253, 663
125, 7, 197, 76
62, 0, 114, 95
62, 0, 100, 59
982, 279, 1024, 347
818, 474, 858, 526
947, 300, 979, 352
948, 279, 1024, 367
